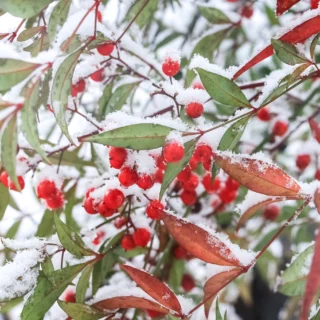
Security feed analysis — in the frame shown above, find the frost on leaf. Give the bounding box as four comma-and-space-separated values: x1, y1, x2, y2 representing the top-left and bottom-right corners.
276, 0, 300, 16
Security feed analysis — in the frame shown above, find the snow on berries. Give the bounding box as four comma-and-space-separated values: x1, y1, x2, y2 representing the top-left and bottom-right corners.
109, 147, 127, 169
146, 200, 164, 220
162, 50, 181, 77
163, 142, 184, 163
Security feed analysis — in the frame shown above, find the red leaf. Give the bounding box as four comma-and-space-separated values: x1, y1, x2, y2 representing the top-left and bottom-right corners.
277, 0, 300, 15
314, 189, 320, 215
120, 264, 182, 314
162, 213, 242, 267
300, 227, 320, 320
203, 268, 243, 318
309, 118, 320, 143
93, 296, 169, 314
233, 14, 320, 79
213, 152, 301, 197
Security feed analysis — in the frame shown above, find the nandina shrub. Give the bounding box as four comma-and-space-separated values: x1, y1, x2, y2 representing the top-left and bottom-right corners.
1, 1, 320, 319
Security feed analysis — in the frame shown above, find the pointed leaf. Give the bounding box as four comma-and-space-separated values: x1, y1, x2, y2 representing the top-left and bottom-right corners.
35, 210, 55, 237
196, 68, 251, 107
310, 34, 320, 60
0, 183, 9, 220
17, 26, 43, 42
309, 118, 320, 143
198, 5, 231, 24
287, 63, 311, 87
276, 0, 300, 15
85, 123, 175, 150
58, 301, 107, 320
121, 264, 182, 314
162, 213, 241, 266
213, 152, 301, 196
97, 81, 113, 120
76, 264, 93, 303
216, 299, 223, 320
126, 0, 158, 29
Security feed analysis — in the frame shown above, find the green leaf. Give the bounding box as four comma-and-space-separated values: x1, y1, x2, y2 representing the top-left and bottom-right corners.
198, 5, 231, 24
64, 183, 81, 231
271, 39, 308, 65
17, 26, 43, 41
76, 264, 93, 303
0, 0, 54, 18
35, 210, 55, 237
97, 82, 113, 120
168, 259, 184, 292
126, 0, 158, 29
196, 68, 251, 107
218, 115, 250, 151
21, 263, 87, 320
311, 34, 320, 60
21, 78, 50, 163
160, 138, 199, 199
42, 257, 54, 280
28, 33, 50, 57
5, 220, 21, 239
48, 0, 72, 40
216, 299, 223, 320
85, 123, 175, 150
287, 63, 310, 87
0, 59, 39, 91
51, 48, 83, 143
0, 297, 23, 314
58, 300, 107, 320
1, 115, 19, 190
278, 245, 314, 296
54, 214, 96, 257
113, 247, 147, 258
0, 183, 9, 220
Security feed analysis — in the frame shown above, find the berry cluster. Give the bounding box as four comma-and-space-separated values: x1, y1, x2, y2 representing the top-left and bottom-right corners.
37, 179, 64, 210
0, 171, 25, 191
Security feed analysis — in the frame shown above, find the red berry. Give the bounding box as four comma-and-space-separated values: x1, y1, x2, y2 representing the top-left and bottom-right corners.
133, 228, 151, 247
118, 167, 138, 187
193, 144, 212, 162
146, 200, 164, 220
186, 102, 204, 118
90, 69, 104, 82
225, 177, 240, 191
97, 42, 115, 56
257, 107, 271, 121
9, 176, 25, 191
173, 245, 187, 259
146, 310, 164, 318
98, 201, 116, 217
114, 217, 128, 229
192, 82, 204, 90
84, 197, 98, 214
311, 0, 319, 9
241, 5, 254, 18
162, 58, 180, 77
0, 171, 9, 187
296, 154, 311, 171
137, 174, 154, 190
104, 189, 125, 209
97, 10, 102, 22
316, 169, 320, 180
272, 120, 288, 137
37, 180, 57, 199
154, 169, 164, 183
71, 79, 85, 97
181, 274, 195, 292
177, 166, 192, 182
263, 204, 280, 221
183, 174, 198, 191
46, 191, 64, 210
109, 147, 127, 169
156, 155, 166, 170
64, 290, 76, 303
163, 142, 184, 163
219, 188, 237, 204
92, 230, 105, 245
121, 234, 136, 250
202, 174, 220, 194
86, 187, 95, 198
180, 190, 197, 206
189, 156, 198, 170
203, 159, 212, 171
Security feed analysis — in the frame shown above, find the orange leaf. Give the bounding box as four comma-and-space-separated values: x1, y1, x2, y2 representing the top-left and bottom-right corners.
120, 264, 182, 314
277, 0, 300, 15
233, 14, 320, 79
309, 118, 320, 143
162, 213, 242, 267
213, 152, 301, 197
300, 227, 320, 320
93, 296, 169, 314
203, 268, 243, 318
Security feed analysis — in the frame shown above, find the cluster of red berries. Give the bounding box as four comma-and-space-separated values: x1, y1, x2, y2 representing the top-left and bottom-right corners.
37, 179, 64, 210
257, 107, 288, 137
0, 171, 25, 191
121, 228, 151, 250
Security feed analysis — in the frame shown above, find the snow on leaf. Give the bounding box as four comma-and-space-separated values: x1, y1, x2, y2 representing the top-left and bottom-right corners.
121, 264, 182, 314
276, 0, 300, 16
213, 151, 301, 196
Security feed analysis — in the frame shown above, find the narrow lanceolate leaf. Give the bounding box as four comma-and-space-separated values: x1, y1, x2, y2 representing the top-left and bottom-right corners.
51, 48, 83, 143
76, 264, 93, 303
126, 0, 158, 28
0, 183, 9, 220
271, 39, 308, 65
35, 210, 55, 237
17, 26, 43, 42
309, 119, 320, 143
0, 0, 54, 18
198, 5, 231, 24
21, 263, 87, 320
160, 138, 199, 199
97, 82, 113, 120
310, 34, 320, 60
121, 264, 182, 314
213, 152, 301, 196
58, 301, 107, 320
0, 59, 39, 91
218, 115, 250, 151
196, 68, 251, 107
1, 115, 19, 190
216, 299, 223, 320
54, 214, 96, 257
21, 78, 50, 163
301, 229, 320, 320
233, 13, 320, 79
48, 0, 72, 40
276, 0, 300, 15
203, 268, 242, 318
162, 213, 241, 266
85, 124, 175, 150
93, 296, 169, 314
287, 63, 311, 87
278, 245, 314, 296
